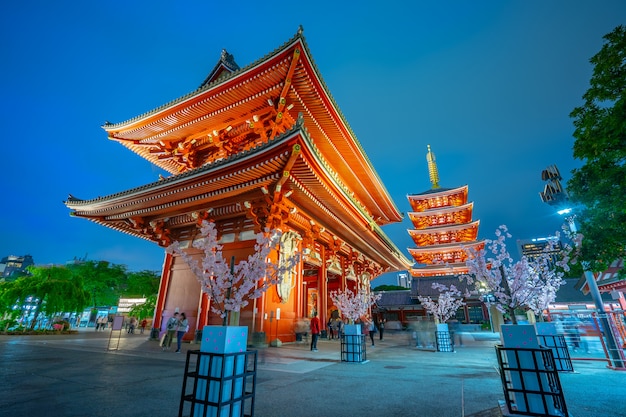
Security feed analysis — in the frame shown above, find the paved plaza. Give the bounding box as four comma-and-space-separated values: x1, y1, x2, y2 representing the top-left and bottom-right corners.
0, 328, 624, 417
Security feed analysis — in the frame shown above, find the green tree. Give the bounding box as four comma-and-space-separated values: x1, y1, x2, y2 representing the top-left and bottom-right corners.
128, 294, 157, 320
8, 266, 91, 329
69, 261, 128, 307
125, 270, 160, 297
568, 25, 626, 273
0, 280, 20, 319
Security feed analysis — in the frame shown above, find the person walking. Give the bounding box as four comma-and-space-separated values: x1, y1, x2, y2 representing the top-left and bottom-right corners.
163, 312, 178, 351
310, 312, 321, 351
175, 312, 188, 353
140, 318, 148, 334
367, 319, 376, 347
378, 318, 385, 341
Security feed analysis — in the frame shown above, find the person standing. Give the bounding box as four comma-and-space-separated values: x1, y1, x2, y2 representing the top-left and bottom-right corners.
378, 318, 385, 341
327, 318, 334, 340
176, 312, 188, 353
128, 317, 137, 334
140, 318, 148, 334
310, 312, 320, 351
163, 312, 179, 350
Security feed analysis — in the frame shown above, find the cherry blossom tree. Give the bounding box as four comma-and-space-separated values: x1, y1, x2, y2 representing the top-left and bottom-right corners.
459, 225, 571, 324
167, 220, 299, 324
330, 287, 381, 324
417, 283, 466, 324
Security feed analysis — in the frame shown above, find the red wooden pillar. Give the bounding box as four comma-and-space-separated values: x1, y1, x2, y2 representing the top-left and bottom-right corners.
153, 252, 173, 330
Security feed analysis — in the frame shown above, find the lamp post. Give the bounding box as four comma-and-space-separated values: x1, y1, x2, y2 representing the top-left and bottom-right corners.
540, 165, 624, 369
478, 284, 495, 332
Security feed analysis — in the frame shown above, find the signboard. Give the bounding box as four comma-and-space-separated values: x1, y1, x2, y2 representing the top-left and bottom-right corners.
117, 298, 147, 313
112, 316, 124, 331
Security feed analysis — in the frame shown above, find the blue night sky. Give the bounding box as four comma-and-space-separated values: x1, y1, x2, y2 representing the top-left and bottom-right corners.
1, 1, 625, 273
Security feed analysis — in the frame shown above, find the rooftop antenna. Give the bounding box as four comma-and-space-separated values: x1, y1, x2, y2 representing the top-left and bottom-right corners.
426, 145, 440, 189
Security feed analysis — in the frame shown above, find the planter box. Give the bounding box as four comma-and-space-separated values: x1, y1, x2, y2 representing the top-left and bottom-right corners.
341, 324, 366, 363
179, 349, 257, 417
180, 326, 252, 417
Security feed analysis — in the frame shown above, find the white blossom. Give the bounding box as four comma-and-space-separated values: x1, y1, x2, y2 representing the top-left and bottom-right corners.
167, 221, 299, 319
329, 287, 381, 323
417, 283, 465, 323
459, 225, 571, 320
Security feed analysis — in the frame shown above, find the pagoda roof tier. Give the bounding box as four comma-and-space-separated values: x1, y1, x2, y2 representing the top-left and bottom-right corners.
66, 121, 412, 271
407, 185, 468, 212
407, 202, 474, 230
408, 240, 485, 265
407, 221, 480, 247
101, 27, 402, 226
409, 263, 470, 278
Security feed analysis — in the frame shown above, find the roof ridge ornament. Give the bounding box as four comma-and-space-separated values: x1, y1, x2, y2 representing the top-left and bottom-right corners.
426, 144, 440, 189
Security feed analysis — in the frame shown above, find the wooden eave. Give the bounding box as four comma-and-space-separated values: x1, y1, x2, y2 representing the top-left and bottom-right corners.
407, 202, 474, 229
101, 29, 402, 226
407, 220, 480, 246
410, 263, 470, 278
407, 185, 468, 212
66, 124, 411, 271
408, 240, 485, 265
408, 240, 485, 255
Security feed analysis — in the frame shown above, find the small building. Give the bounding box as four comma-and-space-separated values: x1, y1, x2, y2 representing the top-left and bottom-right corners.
0, 254, 34, 280
374, 275, 487, 327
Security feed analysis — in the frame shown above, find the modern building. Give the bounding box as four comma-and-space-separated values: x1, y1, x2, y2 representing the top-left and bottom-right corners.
65, 28, 412, 344
0, 255, 34, 280
517, 236, 562, 268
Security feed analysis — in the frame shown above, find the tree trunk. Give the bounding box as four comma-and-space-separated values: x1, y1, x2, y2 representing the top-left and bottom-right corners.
29, 297, 44, 330
499, 265, 517, 325
508, 307, 517, 325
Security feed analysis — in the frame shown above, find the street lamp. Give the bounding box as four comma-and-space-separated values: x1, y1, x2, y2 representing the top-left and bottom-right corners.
478, 283, 495, 332
540, 165, 624, 369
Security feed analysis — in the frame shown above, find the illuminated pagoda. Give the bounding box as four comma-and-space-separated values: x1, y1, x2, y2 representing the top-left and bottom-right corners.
407, 145, 484, 278
65, 28, 412, 344
407, 146, 486, 323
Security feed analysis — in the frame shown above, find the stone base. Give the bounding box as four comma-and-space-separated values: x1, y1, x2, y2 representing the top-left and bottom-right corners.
270, 338, 283, 347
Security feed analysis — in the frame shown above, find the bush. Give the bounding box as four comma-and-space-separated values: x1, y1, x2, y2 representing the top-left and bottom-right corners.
0, 319, 18, 331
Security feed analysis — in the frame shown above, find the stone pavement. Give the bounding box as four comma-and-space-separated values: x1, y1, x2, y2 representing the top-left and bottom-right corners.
0, 328, 624, 417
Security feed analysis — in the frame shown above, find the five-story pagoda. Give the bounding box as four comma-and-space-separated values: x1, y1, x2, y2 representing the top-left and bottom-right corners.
407, 146, 486, 323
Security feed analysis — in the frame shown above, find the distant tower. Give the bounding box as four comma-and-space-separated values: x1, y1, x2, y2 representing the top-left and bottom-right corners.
407, 146, 484, 277
397, 271, 411, 288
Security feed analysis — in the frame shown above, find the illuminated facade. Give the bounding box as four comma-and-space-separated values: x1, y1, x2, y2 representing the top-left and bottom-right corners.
65, 28, 412, 343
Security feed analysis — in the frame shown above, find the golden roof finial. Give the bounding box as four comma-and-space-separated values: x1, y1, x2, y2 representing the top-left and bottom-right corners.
426, 144, 440, 189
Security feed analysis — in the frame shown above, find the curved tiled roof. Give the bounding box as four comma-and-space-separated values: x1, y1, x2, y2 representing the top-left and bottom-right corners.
100, 27, 402, 225
67, 120, 412, 271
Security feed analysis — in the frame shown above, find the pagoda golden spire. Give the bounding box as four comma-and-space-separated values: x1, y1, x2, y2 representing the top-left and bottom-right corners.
426, 144, 440, 189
